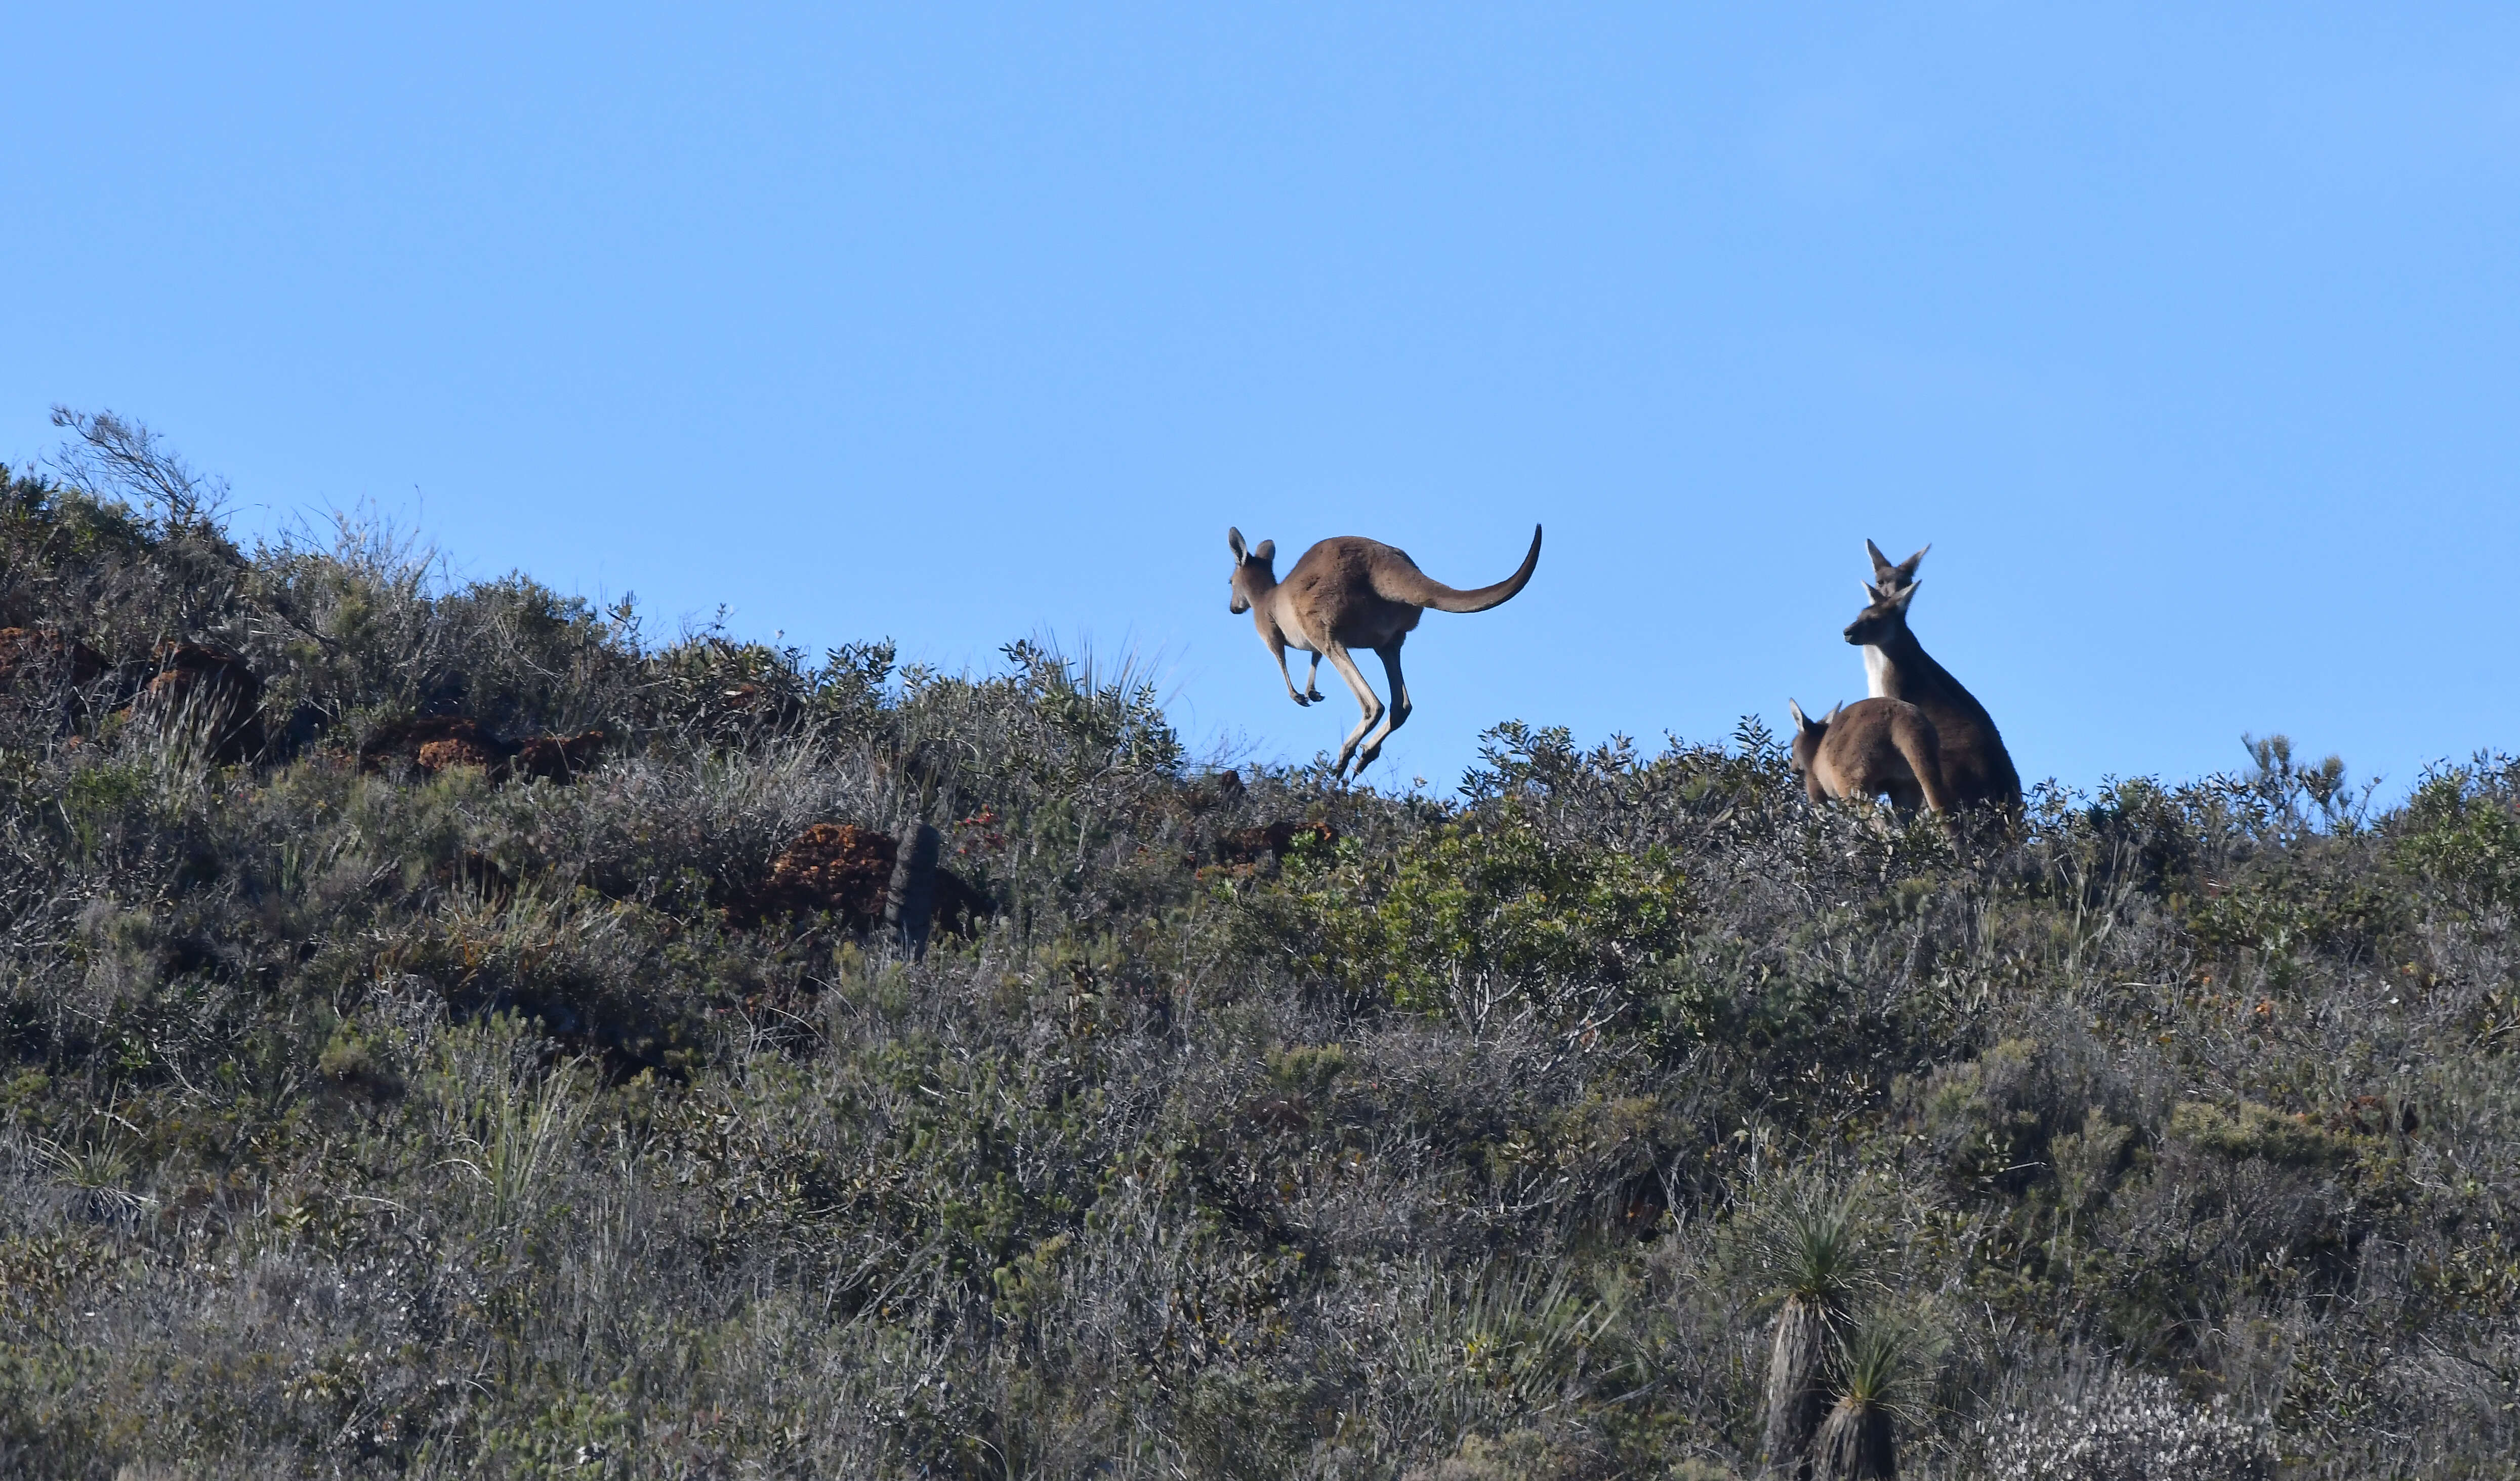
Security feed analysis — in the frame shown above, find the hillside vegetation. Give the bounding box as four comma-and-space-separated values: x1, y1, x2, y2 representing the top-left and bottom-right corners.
2, 417, 2517, 1479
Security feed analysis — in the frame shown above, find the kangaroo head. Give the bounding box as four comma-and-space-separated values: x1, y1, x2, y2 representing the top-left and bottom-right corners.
1843, 580, 1919, 647
1866, 540, 1928, 594
1226, 527, 1277, 614
1786, 698, 1841, 778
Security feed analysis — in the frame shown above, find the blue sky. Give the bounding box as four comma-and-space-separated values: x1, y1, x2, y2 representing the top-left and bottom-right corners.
7, 5, 2518, 798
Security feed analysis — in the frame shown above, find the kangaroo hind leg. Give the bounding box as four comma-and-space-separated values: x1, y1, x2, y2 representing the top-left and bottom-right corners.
1320, 641, 1385, 779
1355, 642, 1411, 774
1892, 710, 1955, 816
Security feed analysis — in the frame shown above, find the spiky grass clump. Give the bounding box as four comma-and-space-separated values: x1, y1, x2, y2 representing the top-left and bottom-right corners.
1813, 1316, 1927, 1481
1760, 1187, 1865, 1308
1757, 1186, 1868, 1478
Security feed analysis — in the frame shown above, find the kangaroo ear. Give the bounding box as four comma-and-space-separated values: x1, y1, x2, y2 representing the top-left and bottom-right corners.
1228, 527, 1248, 561
1253, 539, 1274, 563
1826, 702, 1843, 724
1868, 540, 1928, 588
1862, 582, 1883, 604
1890, 581, 1920, 610
1788, 698, 1809, 730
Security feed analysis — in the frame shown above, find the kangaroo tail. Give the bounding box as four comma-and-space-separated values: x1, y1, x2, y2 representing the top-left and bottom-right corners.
1373, 524, 1543, 613
1894, 709, 1956, 815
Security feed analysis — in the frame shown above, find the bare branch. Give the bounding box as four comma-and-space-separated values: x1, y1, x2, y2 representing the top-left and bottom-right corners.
47, 405, 232, 529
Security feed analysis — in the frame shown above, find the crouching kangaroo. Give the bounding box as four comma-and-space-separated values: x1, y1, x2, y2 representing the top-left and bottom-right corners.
1845, 543, 2022, 816
1788, 698, 1954, 816
1226, 524, 1543, 779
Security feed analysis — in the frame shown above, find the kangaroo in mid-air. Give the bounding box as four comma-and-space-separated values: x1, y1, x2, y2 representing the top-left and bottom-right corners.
1227, 524, 1543, 779
1787, 697, 1954, 816
1843, 543, 2022, 815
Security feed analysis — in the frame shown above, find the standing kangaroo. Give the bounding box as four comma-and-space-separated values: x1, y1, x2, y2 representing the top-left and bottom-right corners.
1844, 543, 2023, 815
1787, 698, 1954, 816
1227, 524, 1543, 779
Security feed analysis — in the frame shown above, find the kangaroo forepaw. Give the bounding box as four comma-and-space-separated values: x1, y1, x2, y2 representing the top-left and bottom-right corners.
1305, 686, 1325, 703
1289, 692, 1310, 707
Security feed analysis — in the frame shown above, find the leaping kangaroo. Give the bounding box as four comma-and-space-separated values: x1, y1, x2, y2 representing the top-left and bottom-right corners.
1227, 524, 1543, 779
1844, 541, 2022, 816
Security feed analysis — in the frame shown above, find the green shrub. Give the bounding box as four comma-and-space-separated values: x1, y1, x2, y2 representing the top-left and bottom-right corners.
2167, 1099, 2356, 1170
1275, 806, 1700, 1038
2390, 759, 2520, 913
1903, 1038, 2087, 1195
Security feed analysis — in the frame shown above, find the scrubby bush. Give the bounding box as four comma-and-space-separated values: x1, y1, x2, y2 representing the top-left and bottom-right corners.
1, 418, 2517, 1478
1974, 1371, 2276, 1481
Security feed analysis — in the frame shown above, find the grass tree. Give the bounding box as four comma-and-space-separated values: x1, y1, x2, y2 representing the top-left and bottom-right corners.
1757, 1186, 1867, 1480
1813, 1316, 1925, 1481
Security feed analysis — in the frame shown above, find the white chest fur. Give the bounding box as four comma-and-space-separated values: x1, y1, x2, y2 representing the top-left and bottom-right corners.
1862, 645, 1892, 698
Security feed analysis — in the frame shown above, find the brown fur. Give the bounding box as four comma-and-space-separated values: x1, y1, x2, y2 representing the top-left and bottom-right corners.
1227, 525, 1542, 778
1865, 538, 1927, 594
1788, 697, 1954, 816
1843, 546, 2022, 817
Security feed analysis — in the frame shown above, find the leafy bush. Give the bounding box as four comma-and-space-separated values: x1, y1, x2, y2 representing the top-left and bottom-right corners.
2168, 1098, 2358, 1170
1273, 806, 1700, 1038
2391, 756, 2520, 913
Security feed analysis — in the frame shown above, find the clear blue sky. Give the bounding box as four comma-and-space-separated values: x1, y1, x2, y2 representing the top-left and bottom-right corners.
9, 5, 2517, 798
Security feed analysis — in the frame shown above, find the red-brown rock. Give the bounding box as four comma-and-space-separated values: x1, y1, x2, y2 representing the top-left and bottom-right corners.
511, 729, 607, 781
362, 717, 508, 774
360, 717, 607, 783
0, 628, 104, 690
728, 822, 988, 939
760, 822, 898, 924
417, 734, 504, 772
